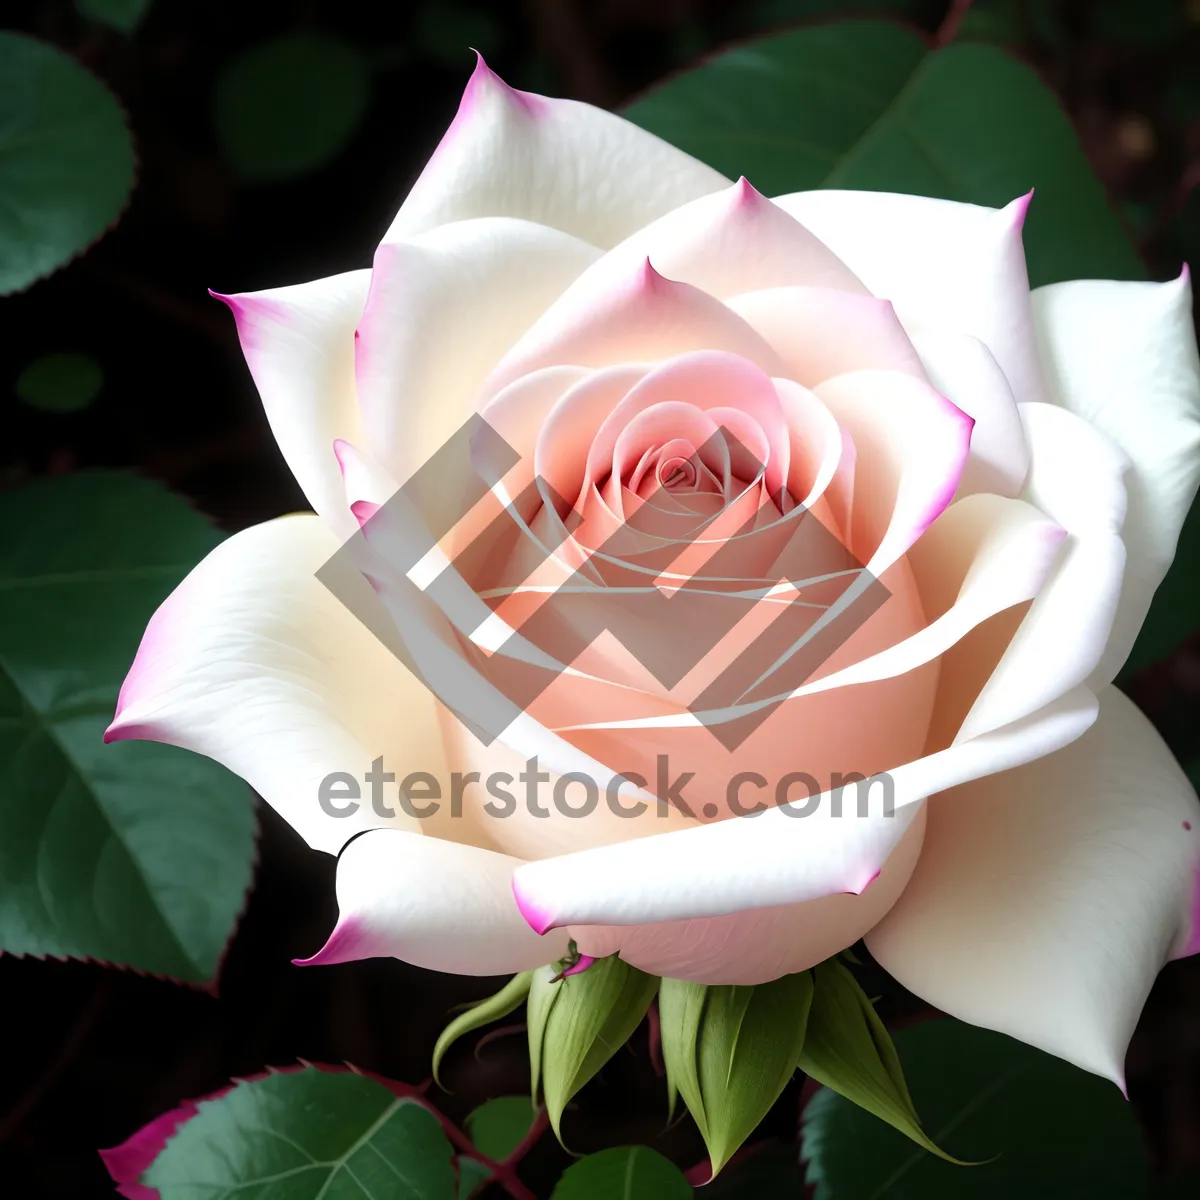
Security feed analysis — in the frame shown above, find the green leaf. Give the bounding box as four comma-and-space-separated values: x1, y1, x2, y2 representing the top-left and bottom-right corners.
433, 971, 531, 1087
143, 1066, 457, 1198
624, 21, 1143, 287
675, 973, 814, 1177
75, 0, 153, 34
0, 471, 254, 983
529, 955, 659, 1140
0, 33, 135, 294
214, 33, 371, 182
551, 1145, 693, 1200
802, 1018, 1152, 1198
15, 352, 103, 414
456, 1155, 493, 1199
464, 1095, 536, 1161
797, 960, 956, 1162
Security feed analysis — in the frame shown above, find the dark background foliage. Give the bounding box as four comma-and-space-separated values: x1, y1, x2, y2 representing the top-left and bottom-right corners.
2, 1, 1199, 1196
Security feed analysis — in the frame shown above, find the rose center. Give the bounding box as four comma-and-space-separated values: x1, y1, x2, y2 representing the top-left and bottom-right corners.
657, 455, 697, 490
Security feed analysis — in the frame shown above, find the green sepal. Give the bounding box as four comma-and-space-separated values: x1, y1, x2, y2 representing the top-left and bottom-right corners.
797, 958, 968, 1163
528, 955, 658, 1142
671, 973, 814, 1178
432, 971, 532, 1088
657, 977, 708, 1130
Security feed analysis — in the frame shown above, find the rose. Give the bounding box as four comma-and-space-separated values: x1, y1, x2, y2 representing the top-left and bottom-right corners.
107, 57, 1200, 1087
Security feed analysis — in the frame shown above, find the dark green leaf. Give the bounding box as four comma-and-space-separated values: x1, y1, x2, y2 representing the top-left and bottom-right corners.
529, 957, 659, 1140
798, 960, 955, 1161
433, 971, 531, 1087
625, 21, 1143, 286
75, 0, 153, 34
143, 1067, 457, 1198
802, 1018, 1151, 1198
658, 977, 709, 1127
15, 352, 103, 414
464, 1095, 536, 1161
551, 1145, 693, 1200
0, 471, 254, 983
456, 1155, 492, 1199
0, 33, 135, 294
214, 33, 371, 182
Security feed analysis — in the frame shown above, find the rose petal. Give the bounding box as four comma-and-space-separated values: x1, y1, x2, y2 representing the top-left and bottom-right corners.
814, 369, 974, 573
214, 272, 368, 539
774, 190, 1046, 407
1031, 271, 1200, 684
511, 686, 1098, 932
480, 258, 786, 402
728, 287, 926, 389
908, 327, 1030, 498
104, 515, 448, 854
867, 685, 1200, 1086
571, 807, 927, 984
546, 177, 866, 309
384, 55, 728, 250
959, 402, 1128, 741
357, 217, 600, 482
298, 829, 569, 975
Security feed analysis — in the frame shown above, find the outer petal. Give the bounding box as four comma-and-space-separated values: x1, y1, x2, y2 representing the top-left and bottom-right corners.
297, 829, 570, 976
511, 686, 1098, 934
867, 686, 1200, 1086
960, 402, 1128, 741
216, 271, 369, 540
105, 516, 449, 854
1031, 272, 1200, 683
571, 808, 927, 985
384, 56, 728, 250
773, 190, 1046, 406
356, 217, 601, 482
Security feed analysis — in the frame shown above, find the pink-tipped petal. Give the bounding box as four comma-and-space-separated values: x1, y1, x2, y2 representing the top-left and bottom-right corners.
216, 272, 370, 539
480, 256, 786, 404
309, 829, 569, 976
105, 515, 448, 854
510, 687, 1097, 945
384, 57, 728, 250
775, 190, 1048, 408
1031, 270, 1200, 685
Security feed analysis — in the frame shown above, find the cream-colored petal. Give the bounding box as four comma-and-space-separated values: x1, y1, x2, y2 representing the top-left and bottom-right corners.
868, 685, 1200, 1086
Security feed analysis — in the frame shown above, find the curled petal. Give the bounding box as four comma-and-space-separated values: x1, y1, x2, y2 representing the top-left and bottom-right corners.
299, 829, 570, 976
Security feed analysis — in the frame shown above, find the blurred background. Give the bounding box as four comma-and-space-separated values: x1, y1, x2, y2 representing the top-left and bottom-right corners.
2, 1, 1200, 1196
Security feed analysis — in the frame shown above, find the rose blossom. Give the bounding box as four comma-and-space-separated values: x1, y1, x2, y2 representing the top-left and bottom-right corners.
108, 58, 1200, 1087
